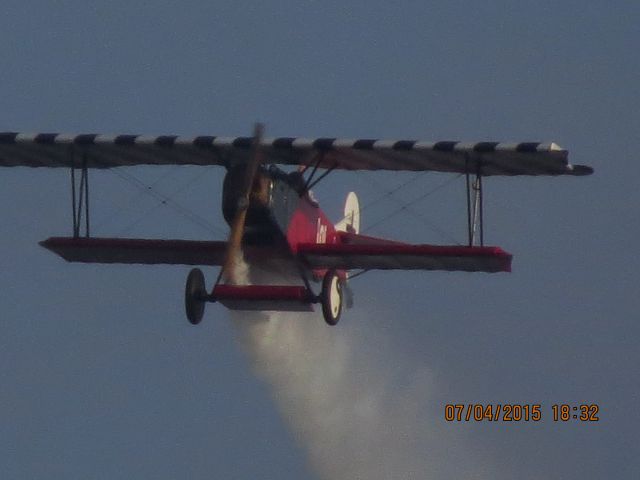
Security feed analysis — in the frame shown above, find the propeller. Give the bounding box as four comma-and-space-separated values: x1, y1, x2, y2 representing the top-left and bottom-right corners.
221, 123, 264, 285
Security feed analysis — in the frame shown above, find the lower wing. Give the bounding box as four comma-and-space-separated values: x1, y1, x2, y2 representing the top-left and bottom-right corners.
40, 234, 511, 273
40, 237, 228, 266
297, 233, 512, 273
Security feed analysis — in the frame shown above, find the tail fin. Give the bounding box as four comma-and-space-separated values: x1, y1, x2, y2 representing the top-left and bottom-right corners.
334, 192, 360, 235
334, 192, 359, 308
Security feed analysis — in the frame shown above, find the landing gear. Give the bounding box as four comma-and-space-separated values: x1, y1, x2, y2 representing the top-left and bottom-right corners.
321, 270, 343, 326
185, 268, 207, 325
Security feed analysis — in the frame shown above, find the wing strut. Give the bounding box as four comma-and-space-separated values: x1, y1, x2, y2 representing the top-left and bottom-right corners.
70, 150, 91, 238
302, 152, 336, 193
465, 157, 484, 247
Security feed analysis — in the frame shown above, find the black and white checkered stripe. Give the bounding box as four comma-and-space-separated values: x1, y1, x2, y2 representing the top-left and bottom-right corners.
0, 132, 592, 176
0, 132, 562, 153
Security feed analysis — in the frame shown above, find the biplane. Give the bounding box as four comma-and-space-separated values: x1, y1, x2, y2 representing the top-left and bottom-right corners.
0, 125, 593, 325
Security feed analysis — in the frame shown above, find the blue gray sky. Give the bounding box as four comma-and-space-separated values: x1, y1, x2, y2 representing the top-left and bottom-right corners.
1, 1, 638, 479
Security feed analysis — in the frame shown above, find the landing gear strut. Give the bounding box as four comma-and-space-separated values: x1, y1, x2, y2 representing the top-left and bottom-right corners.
321, 270, 343, 326
185, 268, 207, 325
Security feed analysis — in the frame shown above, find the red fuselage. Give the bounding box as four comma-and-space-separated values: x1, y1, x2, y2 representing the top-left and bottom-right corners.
221, 164, 340, 279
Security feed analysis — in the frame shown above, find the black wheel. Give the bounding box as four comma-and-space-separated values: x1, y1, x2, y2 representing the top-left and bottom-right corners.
321, 270, 343, 326
185, 268, 207, 325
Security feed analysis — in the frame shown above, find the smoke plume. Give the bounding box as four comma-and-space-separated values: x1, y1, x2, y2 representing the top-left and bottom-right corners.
229, 256, 490, 479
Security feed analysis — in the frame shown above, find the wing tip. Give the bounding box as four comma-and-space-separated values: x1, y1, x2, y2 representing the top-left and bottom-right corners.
569, 164, 594, 176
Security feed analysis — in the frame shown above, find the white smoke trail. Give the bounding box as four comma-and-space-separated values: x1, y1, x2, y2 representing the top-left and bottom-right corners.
229, 255, 492, 479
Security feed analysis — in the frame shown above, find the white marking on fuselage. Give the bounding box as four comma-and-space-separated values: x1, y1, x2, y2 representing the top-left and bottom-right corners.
316, 217, 327, 243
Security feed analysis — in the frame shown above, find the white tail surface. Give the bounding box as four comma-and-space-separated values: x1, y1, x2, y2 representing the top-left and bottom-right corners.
334, 192, 360, 234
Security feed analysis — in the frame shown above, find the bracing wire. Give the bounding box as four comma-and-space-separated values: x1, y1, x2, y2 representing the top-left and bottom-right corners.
332, 172, 462, 283
331, 170, 462, 243
361, 174, 462, 244
94, 165, 181, 232
362, 174, 463, 238
333, 170, 430, 227
122, 170, 224, 235
104, 167, 226, 236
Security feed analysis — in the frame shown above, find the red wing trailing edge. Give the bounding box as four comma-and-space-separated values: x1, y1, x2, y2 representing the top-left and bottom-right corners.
212, 285, 315, 313
298, 232, 512, 273
41, 235, 511, 273
40, 237, 294, 267
40, 237, 228, 266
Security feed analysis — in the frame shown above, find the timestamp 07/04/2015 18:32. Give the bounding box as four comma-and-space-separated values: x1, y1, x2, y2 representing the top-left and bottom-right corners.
444, 404, 600, 423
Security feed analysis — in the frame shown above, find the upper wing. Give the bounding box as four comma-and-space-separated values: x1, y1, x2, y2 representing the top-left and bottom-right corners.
0, 132, 592, 176
0, 133, 230, 169
298, 233, 512, 273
